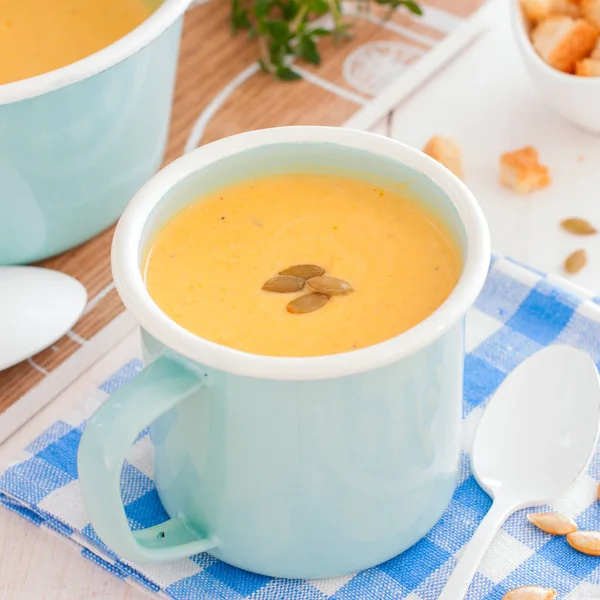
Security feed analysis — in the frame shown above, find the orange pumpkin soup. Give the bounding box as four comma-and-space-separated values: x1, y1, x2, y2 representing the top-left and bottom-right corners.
0, 0, 154, 85
144, 173, 462, 357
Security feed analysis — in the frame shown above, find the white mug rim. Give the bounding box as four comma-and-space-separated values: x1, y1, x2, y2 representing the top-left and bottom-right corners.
112, 126, 491, 380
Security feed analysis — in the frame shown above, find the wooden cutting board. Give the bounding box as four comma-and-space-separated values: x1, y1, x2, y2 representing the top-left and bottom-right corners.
0, 0, 483, 416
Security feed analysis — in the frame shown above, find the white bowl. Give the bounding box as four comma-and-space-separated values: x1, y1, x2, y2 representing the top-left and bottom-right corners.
510, 0, 600, 134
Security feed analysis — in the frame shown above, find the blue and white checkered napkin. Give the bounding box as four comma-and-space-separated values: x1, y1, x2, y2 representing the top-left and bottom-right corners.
3, 255, 600, 600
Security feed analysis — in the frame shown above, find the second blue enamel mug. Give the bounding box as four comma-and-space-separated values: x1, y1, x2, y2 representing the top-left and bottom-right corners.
0, 0, 193, 265
78, 126, 490, 579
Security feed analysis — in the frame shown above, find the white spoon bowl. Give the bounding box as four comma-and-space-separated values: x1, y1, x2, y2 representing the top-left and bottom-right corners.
0, 267, 87, 371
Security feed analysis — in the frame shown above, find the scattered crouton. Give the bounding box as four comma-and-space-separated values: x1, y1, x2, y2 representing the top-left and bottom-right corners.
521, 0, 580, 21
423, 136, 464, 180
532, 16, 599, 72
500, 147, 551, 194
591, 37, 600, 56
576, 57, 600, 73
582, 0, 600, 28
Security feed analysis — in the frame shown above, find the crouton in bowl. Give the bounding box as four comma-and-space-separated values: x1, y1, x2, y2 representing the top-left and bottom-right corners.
511, 0, 600, 133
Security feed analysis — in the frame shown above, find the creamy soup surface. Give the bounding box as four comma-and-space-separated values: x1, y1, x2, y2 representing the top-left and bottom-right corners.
0, 0, 154, 85
144, 173, 462, 357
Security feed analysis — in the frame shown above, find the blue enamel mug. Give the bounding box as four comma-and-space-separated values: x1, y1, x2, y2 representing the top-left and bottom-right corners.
78, 126, 490, 579
0, 0, 193, 265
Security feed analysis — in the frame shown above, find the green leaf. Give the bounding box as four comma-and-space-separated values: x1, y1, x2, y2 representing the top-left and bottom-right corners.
309, 27, 331, 37
235, 0, 417, 83
269, 40, 287, 65
233, 10, 252, 31
253, 0, 271, 19
281, 0, 299, 20
307, 0, 329, 14
401, 0, 423, 14
298, 35, 320, 65
266, 19, 290, 43
276, 66, 302, 80
231, 0, 252, 32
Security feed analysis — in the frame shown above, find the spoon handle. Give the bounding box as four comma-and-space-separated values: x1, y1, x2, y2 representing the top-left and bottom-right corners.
438, 499, 515, 600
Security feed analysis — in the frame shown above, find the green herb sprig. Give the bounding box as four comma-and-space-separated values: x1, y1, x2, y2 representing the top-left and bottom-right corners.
231, 0, 422, 81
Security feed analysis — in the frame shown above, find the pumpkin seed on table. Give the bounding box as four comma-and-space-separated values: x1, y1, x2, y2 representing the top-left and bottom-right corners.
287, 293, 329, 314
564, 249, 587, 274
279, 264, 325, 280
307, 275, 353, 295
262, 275, 306, 293
503, 586, 557, 600
567, 530, 600, 555
527, 512, 577, 535
560, 218, 597, 235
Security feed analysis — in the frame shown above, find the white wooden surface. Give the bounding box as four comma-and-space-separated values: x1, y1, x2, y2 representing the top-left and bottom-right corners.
390, 2, 600, 295
3, 10, 600, 596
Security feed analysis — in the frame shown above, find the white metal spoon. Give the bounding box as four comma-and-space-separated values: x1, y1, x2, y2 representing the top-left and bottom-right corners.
439, 345, 600, 600
0, 266, 87, 371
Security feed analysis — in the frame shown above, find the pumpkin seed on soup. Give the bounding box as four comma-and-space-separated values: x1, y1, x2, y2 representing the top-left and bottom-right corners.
262, 275, 305, 293
560, 218, 597, 235
279, 264, 325, 279
307, 276, 353, 295
287, 293, 329, 314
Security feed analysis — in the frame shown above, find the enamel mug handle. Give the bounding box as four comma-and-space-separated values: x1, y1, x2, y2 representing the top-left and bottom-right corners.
77, 356, 218, 562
